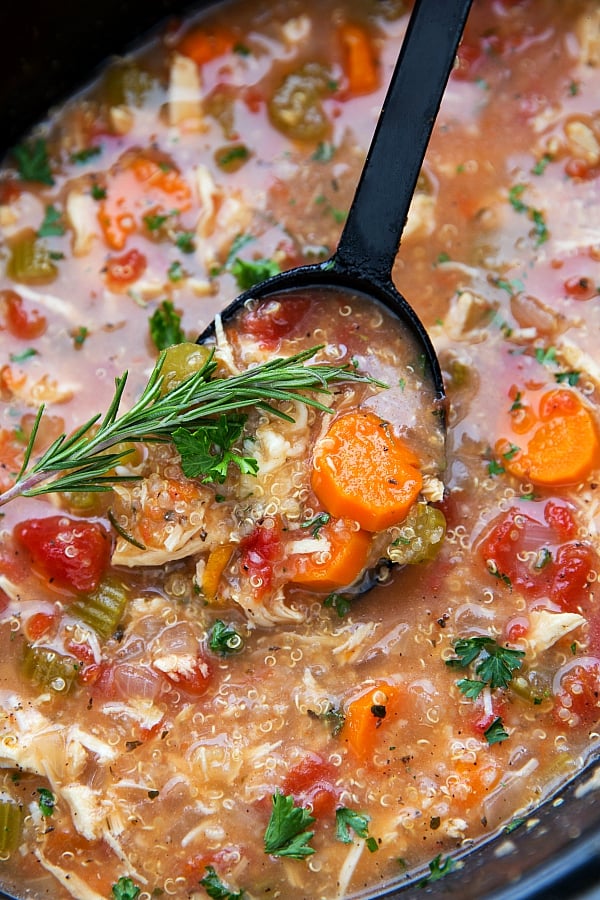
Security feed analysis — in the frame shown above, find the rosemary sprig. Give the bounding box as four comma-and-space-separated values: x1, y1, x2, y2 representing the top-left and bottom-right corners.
0, 346, 375, 507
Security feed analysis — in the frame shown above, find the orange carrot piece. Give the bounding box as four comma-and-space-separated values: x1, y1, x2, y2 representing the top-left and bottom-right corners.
339, 23, 379, 96
341, 681, 401, 763
498, 388, 600, 486
289, 518, 371, 590
311, 411, 422, 532
202, 544, 234, 602
178, 27, 234, 66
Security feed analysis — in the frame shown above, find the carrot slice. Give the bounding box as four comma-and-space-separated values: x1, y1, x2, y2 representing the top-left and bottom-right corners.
289, 518, 371, 590
498, 388, 600, 486
338, 23, 379, 96
311, 411, 422, 532
341, 681, 401, 763
202, 544, 234, 602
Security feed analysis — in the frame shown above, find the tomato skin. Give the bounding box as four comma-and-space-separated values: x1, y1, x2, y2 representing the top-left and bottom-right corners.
104, 248, 147, 292
160, 655, 212, 696
26, 612, 57, 641
14, 516, 112, 594
239, 297, 310, 347
551, 543, 593, 612
544, 500, 577, 541
1, 290, 47, 339
281, 754, 339, 818
239, 520, 283, 593
554, 659, 600, 728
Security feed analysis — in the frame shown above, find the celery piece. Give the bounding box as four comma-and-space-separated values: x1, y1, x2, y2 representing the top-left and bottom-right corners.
70, 578, 128, 639
22, 644, 78, 694
388, 503, 447, 566
0, 800, 22, 855
7, 231, 58, 284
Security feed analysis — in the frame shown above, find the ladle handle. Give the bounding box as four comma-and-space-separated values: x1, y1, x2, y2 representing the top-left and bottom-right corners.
334, 0, 473, 285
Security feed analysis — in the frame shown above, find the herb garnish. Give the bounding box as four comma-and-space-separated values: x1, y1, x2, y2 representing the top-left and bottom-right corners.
10, 348, 38, 363
175, 232, 196, 254
448, 636, 525, 691
144, 212, 169, 232
335, 807, 370, 843
264, 792, 315, 858
167, 260, 185, 282
301, 511, 331, 537
324, 592, 352, 617
0, 346, 372, 507
230, 256, 281, 290
70, 146, 102, 164
172, 414, 258, 482
208, 620, 244, 655
312, 141, 336, 162
37, 204, 65, 238
508, 184, 549, 245
37, 787, 55, 817
200, 865, 244, 899
555, 370, 581, 386
111, 877, 141, 900
419, 853, 457, 886
91, 183, 107, 201
484, 716, 509, 745
149, 300, 185, 350
13, 139, 54, 185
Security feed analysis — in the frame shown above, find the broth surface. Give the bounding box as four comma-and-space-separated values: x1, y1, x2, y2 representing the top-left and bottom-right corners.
0, 1, 599, 898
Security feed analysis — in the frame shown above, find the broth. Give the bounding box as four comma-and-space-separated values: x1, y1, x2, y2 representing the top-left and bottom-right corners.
0, 1, 599, 898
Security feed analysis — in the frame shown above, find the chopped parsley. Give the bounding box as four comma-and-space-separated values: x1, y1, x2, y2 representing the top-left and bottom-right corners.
172, 414, 259, 483
419, 853, 456, 886
37, 787, 56, 817
534, 547, 552, 570
263, 792, 315, 859
175, 231, 196, 254
215, 144, 250, 169
505, 817, 525, 834
509, 392, 523, 412
167, 260, 184, 282
508, 184, 549, 245
555, 370, 581, 386
208, 620, 244, 655
37, 204, 65, 238
447, 636, 525, 690
200, 865, 244, 899
486, 459, 505, 477
312, 141, 336, 162
366, 836, 379, 853
484, 716, 509, 745
535, 345, 557, 366
111, 877, 141, 900
230, 256, 281, 290
324, 592, 352, 618
456, 677, 487, 700
233, 42, 251, 56
531, 153, 553, 176
13, 138, 54, 185
10, 347, 38, 363
301, 511, 331, 537
149, 300, 185, 350
335, 807, 370, 843
91, 183, 107, 201
143, 212, 169, 232
502, 443, 520, 461
71, 325, 89, 348
70, 145, 102, 164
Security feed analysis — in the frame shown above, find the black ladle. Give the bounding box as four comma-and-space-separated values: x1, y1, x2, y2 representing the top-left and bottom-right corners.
199, 0, 473, 403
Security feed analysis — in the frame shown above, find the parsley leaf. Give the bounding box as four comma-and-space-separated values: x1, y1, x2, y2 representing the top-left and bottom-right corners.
199, 865, 244, 899
70, 145, 102, 164
167, 260, 184, 282
91, 183, 107, 201
10, 348, 38, 363
264, 792, 315, 858
13, 139, 54, 185
144, 212, 169, 232
312, 141, 336, 162
175, 232, 196, 254
555, 370, 580, 386
335, 807, 370, 844
447, 637, 525, 690
487, 459, 505, 477
37, 787, 55, 817
37, 204, 65, 238
149, 300, 185, 350
208, 620, 244, 655
111, 877, 141, 900
484, 716, 509, 745
230, 256, 281, 290
456, 677, 487, 699
301, 511, 331, 537
324, 592, 352, 617
172, 414, 258, 483
419, 854, 456, 886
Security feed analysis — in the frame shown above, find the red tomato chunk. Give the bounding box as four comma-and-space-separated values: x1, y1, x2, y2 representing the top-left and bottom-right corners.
14, 516, 111, 593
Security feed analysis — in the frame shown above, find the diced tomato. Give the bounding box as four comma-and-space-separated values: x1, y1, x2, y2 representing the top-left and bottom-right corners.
1, 290, 47, 339
565, 158, 600, 181
159, 654, 212, 696
554, 659, 600, 729
281, 753, 339, 818
26, 612, 58, 641
14, 516, 112, 594
0, 180, 21, 205
563, 275, 598, 301
544, 500, 577, 540
551, 543, 594, 612
239, 520, 283, 593
471, 694, 507, 736
0, 428, 24, 493
479, 505, 596, 610
103, 248, 147, 292
86, 662, 119, 698
239, 297, 310, 347
65, 639, 96, 668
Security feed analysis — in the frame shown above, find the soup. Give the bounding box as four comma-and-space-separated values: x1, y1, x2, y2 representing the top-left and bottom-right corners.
0, 1, 599, 898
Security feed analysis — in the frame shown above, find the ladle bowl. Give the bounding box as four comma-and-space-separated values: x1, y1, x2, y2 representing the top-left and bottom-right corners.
198, 0, 474, 410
